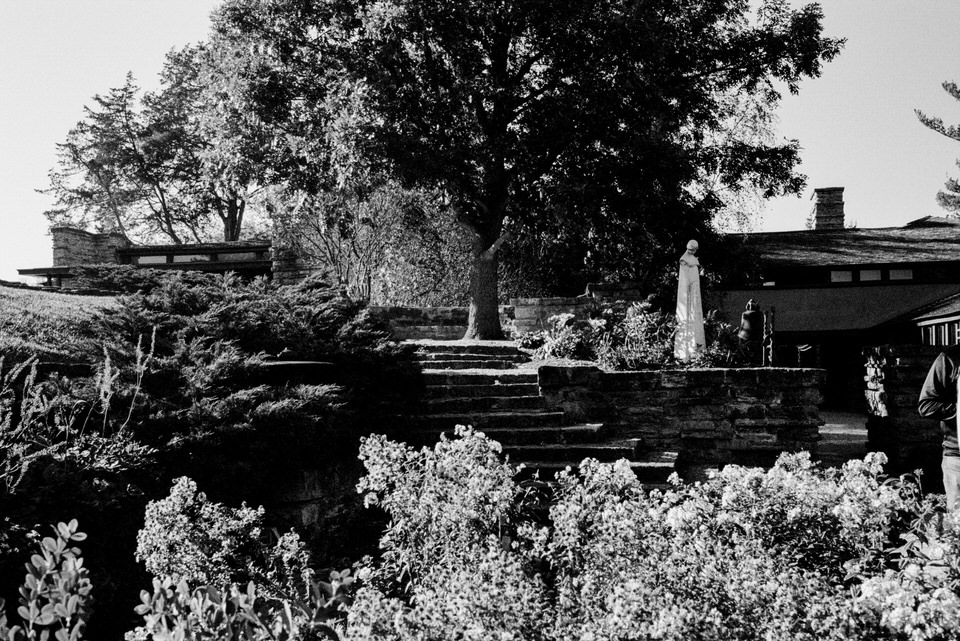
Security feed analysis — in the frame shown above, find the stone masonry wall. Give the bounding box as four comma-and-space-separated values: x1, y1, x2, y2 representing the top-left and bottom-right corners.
539, 365, 825, 479
511, 297, 594, 335
369, 306, 517, 340
51, 226, 129, 266
370, 306, 470, 340
270, 249, 326, 285
864, 345, 942, 481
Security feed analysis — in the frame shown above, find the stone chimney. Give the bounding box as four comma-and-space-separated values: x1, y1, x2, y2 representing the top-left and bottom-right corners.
810, 187, 845, 230
51, 226, 129, 267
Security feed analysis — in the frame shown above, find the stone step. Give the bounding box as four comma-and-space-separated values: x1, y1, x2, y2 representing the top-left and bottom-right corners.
392, 326, 466, 340
419, 359, 519, 370
405, 340, 523, 356
423, 383, 541, 399
423, 395, 547, 412
422, 370, 539, 386
478, 424, 606, 445
411, 410, 565, 431
504, 440, 641, 463
517, 452, 678, 485
414, 352, 528, 363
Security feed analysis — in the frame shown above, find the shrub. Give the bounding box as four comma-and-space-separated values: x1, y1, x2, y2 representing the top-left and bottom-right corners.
68, 265, 197, 295
129, 480, 354, 641
0, 520, 92, 641
346, 429, 960, 641
533, 313, 604, 362
514, 330, 546, 350
1, 271, 412, 638
594, 302, 743, 369
136, 477, 266, 588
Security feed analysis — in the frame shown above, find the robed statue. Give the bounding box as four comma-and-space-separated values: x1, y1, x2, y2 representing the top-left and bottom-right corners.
674, 239, 705, 361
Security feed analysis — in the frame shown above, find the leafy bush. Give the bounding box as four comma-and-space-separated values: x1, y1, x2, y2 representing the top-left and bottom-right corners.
514, 330, 546, 350
593, 302, 743, 369
129, 479, 354, 641
1, 271, 413, 638
130, 576, 352, 641
136, 477, 267, 588
523, 303, 744, 369
532, 313, 604, 362
594, 302, 676, 368
346, 428, 960, 641
68, 265, 201, 295
0, 520, 92, 641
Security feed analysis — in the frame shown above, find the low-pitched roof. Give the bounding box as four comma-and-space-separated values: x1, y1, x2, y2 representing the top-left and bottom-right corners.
741, 216, 960, 268
909, 292, 960, 324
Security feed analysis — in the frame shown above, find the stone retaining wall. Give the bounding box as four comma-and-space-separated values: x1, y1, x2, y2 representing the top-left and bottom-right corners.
864, 345, 942, 480
511, 297, 594, 334
539, 365, 825, 479
370, 305, 517, 340
270, 249, 325, 285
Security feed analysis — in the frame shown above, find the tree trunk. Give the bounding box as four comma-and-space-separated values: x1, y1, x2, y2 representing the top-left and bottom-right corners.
222, 198, 244, 241
464, 238, 504, 340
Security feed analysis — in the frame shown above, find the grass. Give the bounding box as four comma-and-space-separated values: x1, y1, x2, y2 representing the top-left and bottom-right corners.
0, 285, 116, 361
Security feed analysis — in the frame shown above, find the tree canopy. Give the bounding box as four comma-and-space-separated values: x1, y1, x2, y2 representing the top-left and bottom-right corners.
917, 81, 960, 215
210, 0, 841, 338
43, 45, 267, 244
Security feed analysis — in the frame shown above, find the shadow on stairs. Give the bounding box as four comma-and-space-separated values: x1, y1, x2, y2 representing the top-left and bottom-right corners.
405, 339, 677, 488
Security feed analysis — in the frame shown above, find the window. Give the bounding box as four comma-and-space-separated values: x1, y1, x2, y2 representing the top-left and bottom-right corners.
830, 270, 853, 283
890, 268, 914, 281
136, 255, 167, 265
859, 269, 881, 281
955, 323, 960, 345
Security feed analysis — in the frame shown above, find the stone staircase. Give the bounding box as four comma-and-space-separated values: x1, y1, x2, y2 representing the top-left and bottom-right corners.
406, 340, 677, 485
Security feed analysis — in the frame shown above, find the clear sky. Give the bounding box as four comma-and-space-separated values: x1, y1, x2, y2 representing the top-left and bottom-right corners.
1, 1, 960, 280
765, 0, 960, 231
0, 0, 220, 281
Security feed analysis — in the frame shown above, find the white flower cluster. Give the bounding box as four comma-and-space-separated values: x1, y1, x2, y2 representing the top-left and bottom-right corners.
346, 432, 960, 641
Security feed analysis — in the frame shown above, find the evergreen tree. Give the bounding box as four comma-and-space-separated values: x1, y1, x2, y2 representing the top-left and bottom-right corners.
917, 81, 960, 215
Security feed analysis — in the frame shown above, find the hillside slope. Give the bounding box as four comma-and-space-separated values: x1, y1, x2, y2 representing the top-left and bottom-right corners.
0, 284, 115, 361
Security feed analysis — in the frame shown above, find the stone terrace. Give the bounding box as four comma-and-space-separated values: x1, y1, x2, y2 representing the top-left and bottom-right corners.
401, 339, 851, 485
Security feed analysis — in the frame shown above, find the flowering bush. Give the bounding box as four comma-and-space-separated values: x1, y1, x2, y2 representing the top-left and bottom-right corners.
346, 429, 960, 641
129, 479, 355, 641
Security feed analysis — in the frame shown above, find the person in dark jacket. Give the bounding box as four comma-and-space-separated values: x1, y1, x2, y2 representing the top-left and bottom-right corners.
918, 347, 960, 510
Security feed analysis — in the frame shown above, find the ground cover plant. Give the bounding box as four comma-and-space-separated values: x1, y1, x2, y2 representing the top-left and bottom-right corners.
0, 285, 114, 362
0, 270, 417, 639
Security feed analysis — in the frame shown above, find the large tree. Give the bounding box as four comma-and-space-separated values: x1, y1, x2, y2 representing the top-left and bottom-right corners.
917, 81, 960, 215
213, 0, 841, 338
44, 46, 267, 243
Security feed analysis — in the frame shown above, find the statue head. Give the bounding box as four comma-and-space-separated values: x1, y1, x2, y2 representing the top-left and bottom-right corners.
686, 239, 699, 254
